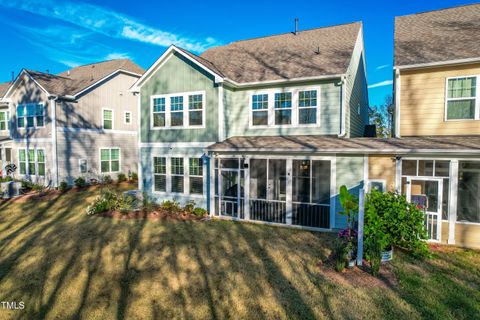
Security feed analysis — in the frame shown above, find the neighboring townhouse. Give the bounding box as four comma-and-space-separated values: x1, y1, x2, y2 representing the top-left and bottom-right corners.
132, 22, 370, 231
1, 59, 144, 186
388, 4, 480, 248
0, 82, 12, 176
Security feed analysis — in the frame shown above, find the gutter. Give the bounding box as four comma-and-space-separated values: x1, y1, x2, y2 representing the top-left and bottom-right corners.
338, 75, 347, 137
395, 57, 480, 71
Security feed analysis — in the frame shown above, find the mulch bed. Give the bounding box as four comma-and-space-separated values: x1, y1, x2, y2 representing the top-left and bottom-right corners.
99, 210, 205, 222
318, 259, 398, 289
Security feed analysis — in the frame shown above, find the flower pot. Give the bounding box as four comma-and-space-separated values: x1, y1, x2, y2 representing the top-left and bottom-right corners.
381, 247, 393, 262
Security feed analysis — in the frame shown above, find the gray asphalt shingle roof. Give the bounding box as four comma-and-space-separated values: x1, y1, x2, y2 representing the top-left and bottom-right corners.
207, 135, 480, 154
0, 82, 11, 98
26, 59, 144, 97
395, 3, 480, 67
199, 22, 362, 83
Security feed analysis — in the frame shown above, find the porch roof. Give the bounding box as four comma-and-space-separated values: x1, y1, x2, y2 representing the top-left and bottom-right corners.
207, 135, 480, 155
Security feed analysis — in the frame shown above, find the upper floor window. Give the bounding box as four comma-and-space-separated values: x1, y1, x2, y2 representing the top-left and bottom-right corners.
446, 76, 479, 120
298, 90, 317, 124
124, 111, 132, 125
100, 148, 120, 173
250, 88, 320, 127
188, 94, 203, 126
0, 111, 9, 131
252, 94, 268, 126
274, 92, 292, 125
17, 103, 45, 128
151, 91, 205, 129
153, 97, 166, 127
103, 109, 113, 129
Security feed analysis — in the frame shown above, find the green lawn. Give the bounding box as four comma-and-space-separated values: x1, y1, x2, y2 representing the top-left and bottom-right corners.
0, 185, 479, 320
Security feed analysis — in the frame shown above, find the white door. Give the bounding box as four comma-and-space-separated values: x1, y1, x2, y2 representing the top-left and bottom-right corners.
406, 177, 443, 242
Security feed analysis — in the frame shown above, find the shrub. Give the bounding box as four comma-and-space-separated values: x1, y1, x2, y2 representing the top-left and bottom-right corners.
184, 200, 195, 213
365, 190, 429, 258
131, 172, 138, 181
0, 176, 13, 183
332, 238, 349, 272
161, 200, 181, 214
101, 175, 113, 185
193, 207, 208, 217
21, 179, 34, 190
117, 173, 127, 183
58, 181, 69, 192
74, 177, 87, 188
141, 192, 155, 212
118, 194, 135, 214
85, 188, 118, 215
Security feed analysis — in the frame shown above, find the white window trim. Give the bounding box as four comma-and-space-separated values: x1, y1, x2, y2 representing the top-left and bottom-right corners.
151, 155, 205, 197
189, 158, 204, 195
102, 108, 114, 130
78, 158, 88, 174
444, 75, 480, 121
17, 147, 46, 177
16, 103, 46, 129
123, 111, 132, 125
99, 148, 121, 174
150, 91, 206, 130
152, 156, 167, 193
0, 110, 9, 132
249, 86, 321, 128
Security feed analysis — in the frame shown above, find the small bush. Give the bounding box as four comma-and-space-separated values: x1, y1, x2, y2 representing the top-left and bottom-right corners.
101, 175, 113, 185
141, 192, 155, 212
85, 188, 118, 215
332, 238, 348, 272
0, 176, 13, 183
118, 194, 135, 214
161, 200, 181, 214
131, 172, 138, 181
184, 200, 195, 213
74, 177, 87, 188
58, 181, 69, 192
192, 207, 207, 217
117, 173, 127, 183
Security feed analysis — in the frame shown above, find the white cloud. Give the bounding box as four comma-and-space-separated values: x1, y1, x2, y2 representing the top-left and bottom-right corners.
0, 0, 220, 52
104, 52, 131, 60
375, 64, 390, 71
368, 80, 393, 89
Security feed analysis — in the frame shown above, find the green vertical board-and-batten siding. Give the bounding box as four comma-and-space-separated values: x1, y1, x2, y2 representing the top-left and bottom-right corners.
140, 52, 219, 143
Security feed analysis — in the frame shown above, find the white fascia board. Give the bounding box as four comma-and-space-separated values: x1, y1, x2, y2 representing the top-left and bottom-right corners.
208, 148, 480, 155
131, 45, 224, 91
395, 57, 480, 71
224, 74, 343, 88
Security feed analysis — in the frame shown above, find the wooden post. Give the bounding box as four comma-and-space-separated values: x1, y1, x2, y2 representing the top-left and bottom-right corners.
357, 188, 365, 266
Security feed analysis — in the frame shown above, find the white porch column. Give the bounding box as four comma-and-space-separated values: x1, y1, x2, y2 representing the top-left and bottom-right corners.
286, 159, 293, 225
448, 160, 459, 245
329, 157, 337, 229
244, 157, 250, 220
51, 98, 59, 187
395, 157, 402, 193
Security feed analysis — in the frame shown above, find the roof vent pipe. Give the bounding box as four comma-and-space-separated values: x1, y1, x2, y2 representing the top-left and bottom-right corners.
294, 18, 299, 35
11, 71, 14, 82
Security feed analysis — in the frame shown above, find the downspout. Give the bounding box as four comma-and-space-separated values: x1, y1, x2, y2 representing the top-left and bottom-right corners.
50, 95, 59, 187
339, 75, 347, 137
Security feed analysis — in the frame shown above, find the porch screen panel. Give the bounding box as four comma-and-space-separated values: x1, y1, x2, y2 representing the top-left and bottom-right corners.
292, 160, 331, 228
457, 161, 480, 223
249, 159, 286, 224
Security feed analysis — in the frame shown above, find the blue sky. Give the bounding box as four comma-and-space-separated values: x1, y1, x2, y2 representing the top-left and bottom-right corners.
0, 0, 477, 106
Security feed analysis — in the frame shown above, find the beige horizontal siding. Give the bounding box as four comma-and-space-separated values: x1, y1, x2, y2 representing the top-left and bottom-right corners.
368, 155, 396, 192
441, 221, 480, 249
400, 63, 480, 136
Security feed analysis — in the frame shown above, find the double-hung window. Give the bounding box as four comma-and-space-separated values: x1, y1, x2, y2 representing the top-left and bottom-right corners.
188, 94, 203, 126
170, 96, 184, 127
0, 111, 9, 131
171, 157, 184, 193
17, 104, 44, 128
298, 90, 317, 124
153, 157, 167, 192
18, 149, 45, 176
274, 93, 292, 125
153, 98, 166, 127
446, 76, 479, 120
100, 148, 120, 173
189, 158, 203, 195
251, 94, 269, 126
103, 109, 113, 129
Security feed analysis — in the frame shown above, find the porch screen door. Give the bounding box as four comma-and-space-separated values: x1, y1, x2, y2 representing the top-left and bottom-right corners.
406, 177, 443, 242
